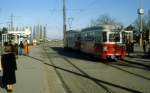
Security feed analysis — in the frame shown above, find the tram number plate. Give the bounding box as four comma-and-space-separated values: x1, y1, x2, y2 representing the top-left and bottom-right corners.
111, 55, 115, 59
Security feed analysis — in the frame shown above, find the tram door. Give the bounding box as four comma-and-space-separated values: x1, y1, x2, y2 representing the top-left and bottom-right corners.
122, 30, 133, 53
122, 31, 133, 44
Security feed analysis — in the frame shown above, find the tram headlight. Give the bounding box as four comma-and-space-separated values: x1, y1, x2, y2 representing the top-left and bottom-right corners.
103, 46, 108, 51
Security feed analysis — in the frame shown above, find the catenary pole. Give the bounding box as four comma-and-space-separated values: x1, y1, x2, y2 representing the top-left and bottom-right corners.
63, 0, 67, 47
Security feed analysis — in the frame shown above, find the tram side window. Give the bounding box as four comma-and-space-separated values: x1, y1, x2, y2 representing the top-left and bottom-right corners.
109, 34, 114, 42
85, 33, 88, 41
81, 32, 87, 41
88, 32, 94, 41
114, 33, 120, 42
102, 32, 107, 42
76, 34, 80, 41
80, 33, 83, 41
95, 31, 101, 42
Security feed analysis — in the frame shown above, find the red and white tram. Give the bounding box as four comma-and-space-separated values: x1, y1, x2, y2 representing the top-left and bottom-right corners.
65, 25, 126, 60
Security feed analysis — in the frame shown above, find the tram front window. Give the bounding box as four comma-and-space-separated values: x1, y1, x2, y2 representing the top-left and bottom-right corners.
102, 32, 107, 42
109, 33, 120, 42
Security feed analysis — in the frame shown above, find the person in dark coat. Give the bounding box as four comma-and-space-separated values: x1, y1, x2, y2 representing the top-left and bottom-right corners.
14, 43, 19, 56
1, 42, 17, 92
19, 41, 24, 55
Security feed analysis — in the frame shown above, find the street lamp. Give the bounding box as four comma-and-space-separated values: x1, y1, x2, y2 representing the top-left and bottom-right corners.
137, 6, 144, 46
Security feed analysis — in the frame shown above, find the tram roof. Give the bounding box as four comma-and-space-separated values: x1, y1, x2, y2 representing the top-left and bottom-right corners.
81, 25, 121, 32
66, 30, 80, 33
81, 26, 103, 32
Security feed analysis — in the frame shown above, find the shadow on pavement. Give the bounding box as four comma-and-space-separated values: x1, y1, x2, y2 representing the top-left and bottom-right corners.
50, 47, 100, 62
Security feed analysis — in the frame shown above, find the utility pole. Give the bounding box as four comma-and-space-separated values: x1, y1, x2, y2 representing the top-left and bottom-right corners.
63, 0, 67, 47
43, 26, 46, 42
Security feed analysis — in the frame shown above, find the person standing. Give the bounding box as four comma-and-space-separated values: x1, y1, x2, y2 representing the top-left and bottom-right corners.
19, 41, 24, 55
14, 43, 19, 58
23, 40, 30, 55
1, 42, 17, 92
126, 40, 130, 56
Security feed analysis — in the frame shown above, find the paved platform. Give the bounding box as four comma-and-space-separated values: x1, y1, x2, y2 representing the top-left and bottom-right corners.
0, 45, 66, 93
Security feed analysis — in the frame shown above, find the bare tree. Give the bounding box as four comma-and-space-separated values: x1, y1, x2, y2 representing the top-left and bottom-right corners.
147, 10, 150, 29
147, 10, 150, 41
90, 14, 123, 27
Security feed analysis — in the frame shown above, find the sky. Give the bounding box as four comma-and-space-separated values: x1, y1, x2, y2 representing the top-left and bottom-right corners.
0, 0, 150, 39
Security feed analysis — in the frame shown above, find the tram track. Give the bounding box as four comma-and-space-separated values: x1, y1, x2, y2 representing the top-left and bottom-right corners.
63, 57, 145, 93
44, 48, 72, 93
27, 52, 143, 93
43, 46, 143, 93
43, 46, 119, 93
122, 59, 150, 69
81, 51, 150, 81
62, 57, 115, 93
105, 59, 150, 81
27, 44, 144, 93
46, 52, 114, 93
80, 52, 150, 82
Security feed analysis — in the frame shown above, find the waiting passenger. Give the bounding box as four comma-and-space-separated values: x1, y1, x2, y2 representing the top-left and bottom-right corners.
1, 42, 17, 92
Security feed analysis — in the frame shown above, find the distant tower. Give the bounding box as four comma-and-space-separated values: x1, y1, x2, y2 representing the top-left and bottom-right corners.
33, 25, 36, 39
36, 24, 40, 40
43, 26, 46, 42
40, 25, 43, 40
10, 13, 14, 31
137, 0, 144, 46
